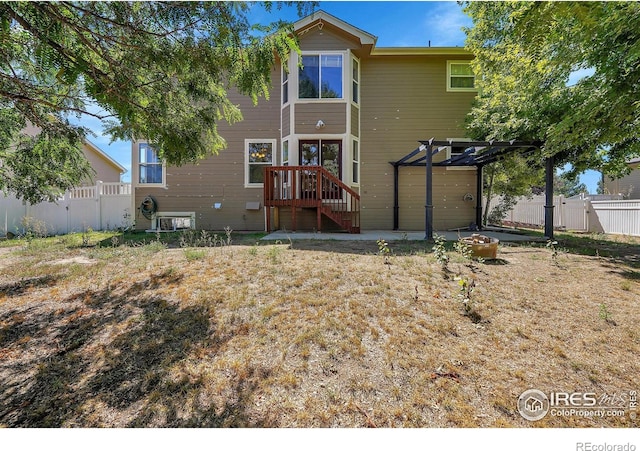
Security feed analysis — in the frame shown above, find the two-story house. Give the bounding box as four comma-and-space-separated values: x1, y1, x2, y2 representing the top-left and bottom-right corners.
131, 10, 478, 233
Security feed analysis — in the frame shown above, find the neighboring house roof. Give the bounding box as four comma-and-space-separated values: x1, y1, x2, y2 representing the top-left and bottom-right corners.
83, 138, 126, 174
20, 122, 125, 175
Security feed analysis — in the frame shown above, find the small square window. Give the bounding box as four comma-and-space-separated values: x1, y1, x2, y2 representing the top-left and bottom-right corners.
447, 61, 477, 92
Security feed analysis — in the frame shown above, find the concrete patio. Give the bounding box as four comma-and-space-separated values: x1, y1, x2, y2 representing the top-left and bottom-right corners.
262, 228, 546, 242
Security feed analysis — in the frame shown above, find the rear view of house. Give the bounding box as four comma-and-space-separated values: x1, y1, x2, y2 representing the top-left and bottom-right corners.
132, 11, 478, 233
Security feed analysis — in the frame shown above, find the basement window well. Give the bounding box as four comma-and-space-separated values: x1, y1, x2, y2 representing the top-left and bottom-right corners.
149, 212, 196, 231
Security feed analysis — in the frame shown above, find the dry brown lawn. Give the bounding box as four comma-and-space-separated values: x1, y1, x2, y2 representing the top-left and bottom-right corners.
0, 231, 638, 427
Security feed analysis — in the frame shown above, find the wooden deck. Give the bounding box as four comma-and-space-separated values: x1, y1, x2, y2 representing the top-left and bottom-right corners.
264, 166, 360, 233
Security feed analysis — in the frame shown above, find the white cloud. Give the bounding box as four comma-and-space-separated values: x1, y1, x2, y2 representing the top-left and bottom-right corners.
423, 2, 473, 47
384, 2, 472, 48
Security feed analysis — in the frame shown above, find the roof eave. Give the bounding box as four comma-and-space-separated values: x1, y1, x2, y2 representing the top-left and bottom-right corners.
371, 47, 473, 56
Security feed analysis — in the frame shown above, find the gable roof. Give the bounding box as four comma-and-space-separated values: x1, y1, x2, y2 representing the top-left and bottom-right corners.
21, 121, 125, 174
294, 10, 377, 46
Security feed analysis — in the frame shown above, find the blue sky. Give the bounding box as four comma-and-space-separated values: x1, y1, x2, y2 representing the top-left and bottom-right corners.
79, 0, 599, 192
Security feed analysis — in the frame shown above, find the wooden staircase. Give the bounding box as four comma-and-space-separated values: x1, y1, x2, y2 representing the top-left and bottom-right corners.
264, 166, 360, 233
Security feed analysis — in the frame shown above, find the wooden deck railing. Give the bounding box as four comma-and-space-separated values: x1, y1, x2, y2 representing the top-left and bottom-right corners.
264, 166, 360, 233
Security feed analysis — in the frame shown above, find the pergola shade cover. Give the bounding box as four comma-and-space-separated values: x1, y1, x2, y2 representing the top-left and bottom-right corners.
389, 139, 553, 239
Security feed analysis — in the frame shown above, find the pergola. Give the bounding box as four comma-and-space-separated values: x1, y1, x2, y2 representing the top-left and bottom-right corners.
389, 138, 554, 240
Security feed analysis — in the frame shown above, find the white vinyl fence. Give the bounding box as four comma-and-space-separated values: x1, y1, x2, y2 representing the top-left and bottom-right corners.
590, 200, 640, 237
490, 194, 640, 236
496, 195, 591, 231
1, 181, 132, 236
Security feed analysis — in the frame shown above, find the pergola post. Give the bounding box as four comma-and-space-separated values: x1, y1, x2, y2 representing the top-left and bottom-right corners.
425, 142, 434, 240
544, 156, 555, 240
475, 164, 484, 230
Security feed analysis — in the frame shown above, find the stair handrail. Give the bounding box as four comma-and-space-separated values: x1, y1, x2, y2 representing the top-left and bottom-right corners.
315, 166, 360, 200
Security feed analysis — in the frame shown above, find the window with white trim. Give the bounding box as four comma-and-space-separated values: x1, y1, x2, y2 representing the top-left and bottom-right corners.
152, 212, 195, 231
446, 138, 475, 170
282, 140, 289, 166
299, 53, 343, 99
282, 68, 289, 105
138, 143, 164, 185
447, 61, 476, 92
352, 139, 360, 184
352, 58, 359, 104
245, 139, 275, 187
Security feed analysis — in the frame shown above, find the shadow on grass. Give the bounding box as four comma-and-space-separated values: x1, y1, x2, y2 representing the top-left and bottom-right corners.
0, 275, 60, 297
0, 285, 269, 427
481, 258, 509, 266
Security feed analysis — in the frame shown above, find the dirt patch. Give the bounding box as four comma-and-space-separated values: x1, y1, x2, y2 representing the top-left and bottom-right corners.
48, 256, 95, 266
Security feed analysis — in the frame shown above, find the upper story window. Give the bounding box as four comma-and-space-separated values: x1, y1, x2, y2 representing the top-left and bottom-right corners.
352, 58, 359, 104
282, 69, 289, 105
138, 143, 164, 185
446, 138, 475, 170
447, 61, 477, 92
299, 53, 343, 99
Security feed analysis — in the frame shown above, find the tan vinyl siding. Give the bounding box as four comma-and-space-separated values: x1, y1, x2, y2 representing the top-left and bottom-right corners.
397, 167, 476, 230
359, 55, 476, 230
351, 104, 359, 138
299, 28, 359, 52
133, 68, 281, 231
294, 103, 346, 134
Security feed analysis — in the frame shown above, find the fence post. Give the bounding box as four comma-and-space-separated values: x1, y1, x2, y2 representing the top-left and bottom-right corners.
96, 180, 103, 231
584, 199, 590, 232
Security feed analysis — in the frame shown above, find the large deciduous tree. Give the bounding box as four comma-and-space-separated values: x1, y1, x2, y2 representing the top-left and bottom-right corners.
463, 1, 640, 178
0, 1, 313, 203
